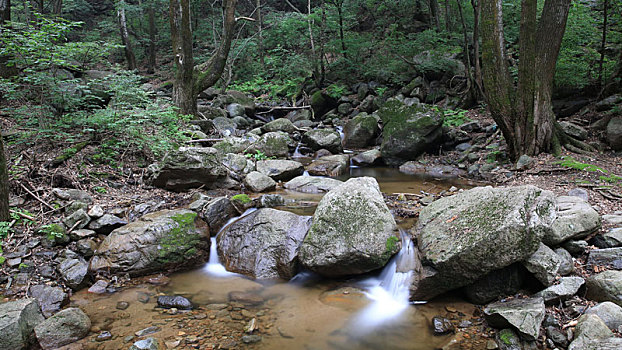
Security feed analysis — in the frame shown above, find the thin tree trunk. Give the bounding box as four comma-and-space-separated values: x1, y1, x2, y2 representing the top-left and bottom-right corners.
118, 0, 137, 70
256, 0, 264, 67
147, 4, 157, 73
429, 0, 441, 31
456, 0, 472, 94
0, 0, 10, 221
445, 0, 450, 32
337, 2, 347, 58
598, 0, 608, 88
470, 0, 484, 98
52, 0, 61, 15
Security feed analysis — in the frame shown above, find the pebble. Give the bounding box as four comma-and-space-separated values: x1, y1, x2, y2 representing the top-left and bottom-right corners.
137, 292, 150, 303
242, 335, 262, 344
135, 326, 161, 337
116, 301, 130, 310
96, 331, 112, 342
88, 280, 109, 294
157, 295, 193, 310
432, 316, 454, 335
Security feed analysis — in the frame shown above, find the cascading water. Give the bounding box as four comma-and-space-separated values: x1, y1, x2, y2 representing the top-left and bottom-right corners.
352, 230, 418, 331
203, 208, 257, 277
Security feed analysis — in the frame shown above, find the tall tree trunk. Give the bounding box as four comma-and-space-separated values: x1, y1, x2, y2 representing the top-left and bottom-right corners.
256, 0, 264, 67
470, 0, 484, 98
118, 0, 137, 70
597, 0, 608, 88
170, 0, 238, 115
456, 0, 473, 96
147, 4, 157, 73
429, 0, 441, 31
481, 0, 571, 161
0, 4, 9, 222
336, 1, 347, 58
52, 0, 61, 15
0, 0, 16, 78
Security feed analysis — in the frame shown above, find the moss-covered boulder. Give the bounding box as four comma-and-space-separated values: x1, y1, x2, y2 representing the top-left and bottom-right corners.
343, 113, 379, 149
89, 209, 210, 276
299, 177, 399, 277
246, 132, 291, 158
378, 99, 444, 165
310, 90, 337, 118
148, 147, 228, 191
218, 208, 312, 279
410, 186, 556, 300
302, 129, 343, 154
262, 118, 298, 134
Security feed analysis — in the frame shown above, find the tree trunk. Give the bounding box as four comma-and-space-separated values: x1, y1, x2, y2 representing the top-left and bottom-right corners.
429, 0, 441, 31
336, 1, 347, 58
147, 4, 157, 73
480, 0, 571, 161
118, 0, 137, 70
470, 0, 484, 99
256, 0, 264, 67
597, 0, 608, 88
170, 0, 238, 115
52, 0, 62, 15
0, 1, 10, 222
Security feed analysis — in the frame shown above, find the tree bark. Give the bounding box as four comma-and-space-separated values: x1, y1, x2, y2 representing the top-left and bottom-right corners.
147, 4, 157, 73
597, 0, 608, 88
480, 0, 571, 161
0, 1, 10, 222
256, 0, 264, 67
429, 0, 441, 31
118, 0, 137, 70
170, 0, 238, 115
470, 0, 484, 98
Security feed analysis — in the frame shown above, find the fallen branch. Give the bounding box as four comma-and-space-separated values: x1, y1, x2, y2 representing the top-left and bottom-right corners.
256, 105, 312, 115
185, 138, 225, 144
9, 209, 35, 222
19, 183, 56, 211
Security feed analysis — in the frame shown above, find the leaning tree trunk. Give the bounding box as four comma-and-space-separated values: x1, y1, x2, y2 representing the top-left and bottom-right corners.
480, 0, 571, 161
118, 0, 137, 70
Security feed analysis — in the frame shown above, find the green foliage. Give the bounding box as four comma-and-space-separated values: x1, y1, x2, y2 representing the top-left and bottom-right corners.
555, 156, 606, 173
385, 235, 399, 252
0, 222, 11, 238
599, 174, 622, 186
245, 150, 270, 161
231, 194, 252, 205
39, 224, 66, 241
94, 186, 108, 194
11, 209, 35, 226
325, 83, 348, 99
442, 109, 471, 127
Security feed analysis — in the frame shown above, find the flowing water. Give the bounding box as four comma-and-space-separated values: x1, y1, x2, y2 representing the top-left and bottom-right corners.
71, 167, 484, 349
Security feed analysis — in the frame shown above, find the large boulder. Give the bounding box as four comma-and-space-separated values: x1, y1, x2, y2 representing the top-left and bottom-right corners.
543, 196, 601, 245
218, 209, 312, 279
378, 99, 444, 165
343, 113, 379, 149
247, 132, 291, 158
89, 209, 210, 276
585, 302, 622, 331
410, 185, 556, 300
522, 243, 562, 286
284, 176, 343, 194
299, 177, 399, 277
256, 160, 304, 181
302, 129, 343, 154
34, 308, 90, 350
28, 285, 68, 318
310, 90, 337, 118
586, 270, 622, 306
483, 297, 545, 340
149, 147, 227, 191
568, 314, 614, 350
213, 137, 253, 154
305, 155, 349, 177
606, 116, 622, 151
0, 298, 45, 350
244, 171, 276, 192
262, 118, 298, 134
198, 197, 238, 235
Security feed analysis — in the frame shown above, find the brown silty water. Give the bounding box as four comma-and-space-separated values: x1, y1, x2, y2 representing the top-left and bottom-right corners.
70, 168, 489, 350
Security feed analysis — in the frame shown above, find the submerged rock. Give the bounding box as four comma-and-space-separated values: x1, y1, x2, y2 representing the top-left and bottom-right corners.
305, 155, 349, 177
410, 185, 556, 300
34, 308, 91, 350
90, 209, 210, 276
157, 295, 192, 310
218, 208, 312, 279
299, 177, 398, 277
0, 298, 44, 350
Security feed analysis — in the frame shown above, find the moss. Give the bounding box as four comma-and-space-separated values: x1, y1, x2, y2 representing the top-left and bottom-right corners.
499, 329, 516, 345
157, 212, 200, 264
39, 223, 67, 242
232, 194, 251, 204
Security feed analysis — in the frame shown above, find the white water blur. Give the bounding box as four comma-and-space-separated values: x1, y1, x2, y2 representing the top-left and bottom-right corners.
302, 170, 310, 176
203, 208, 257, 277
292, 141, 304, 158
351, 231, 416, 331
336, 125, 345, 141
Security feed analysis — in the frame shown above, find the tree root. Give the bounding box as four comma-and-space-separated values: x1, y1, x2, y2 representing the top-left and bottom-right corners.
554, 122, 596, 156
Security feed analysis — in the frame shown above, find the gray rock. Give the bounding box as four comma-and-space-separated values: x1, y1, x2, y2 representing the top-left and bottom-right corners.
463, 264, 526, 305
352, 149, 383, 165
515, 154, 534, 171
563, 240, 589, 255
410, 186, 556, 300
603, 212, 622, 225
399, 161, 466, 178
588, 248, 622, 270
135, 326, 160, 337
28, 285, 68, 318
75, 238, 98, 257
484, 297, 545, 340
299, 177, 398, 277
343, 113, 379, 149
595, 94, 622, 111
306, 155, 349, 177
87, 205, 104, 219
58, 258, 89, 290
157, 295, 192, 310
522, 243, 562, 286
302, 129, 343, 154
259, 194, 284, 208
0, 298, 44, 350
87, 214, 127, 234
256, 160, 304, 181
546, 326, 568, 347
87, 280, 109, 294
226, 103, 246, 117
89, 209, 210, 276
378, 99, 444, 165
571, 338, 622, 350
213, 137, 253, 155
432, 316, 454, 335
65, 201, 88, 216
568, 314, 613, 350
559, 121, 588, 140
222, 153, 255, 180
70, 229, 96, 241
130, 337, 160, 350
218, 208, 311, 279
586, 270, 622, 306
567, 188, 589, 202
244, 171, 276, 192
34, 308, 90, 350
242, 335, 262, 344
284, 176, 343, 194
286, 109, 312, 123
63, 209, 90, 230
495, 328, 521, 350
606, 117, 622, 151
555, 247, 574, 275
544, 196, 601, 245
52, 188, 93, 204
585, 302, 622, 331
262, 118, 298, 134
149, 147, 227, 191
200, 197, 238, 235
598, 228, 622, 248
535, 276, 585, 304
247, 132, 291, 158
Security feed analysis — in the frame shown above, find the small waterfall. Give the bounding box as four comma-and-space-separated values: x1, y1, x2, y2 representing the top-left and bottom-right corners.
336, 125, 345, 141
302, 170, 310, 176
292, 141, 303, 158
203, 208, 257, 277
352, 230, 417, 330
